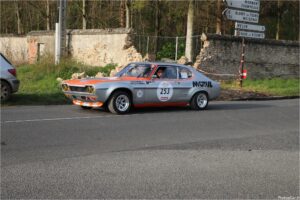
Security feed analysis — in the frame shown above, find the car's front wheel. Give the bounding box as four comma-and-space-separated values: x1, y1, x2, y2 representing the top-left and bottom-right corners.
1, 80, 12, 102
108, 91, 132, 114
190, 92, 209, 110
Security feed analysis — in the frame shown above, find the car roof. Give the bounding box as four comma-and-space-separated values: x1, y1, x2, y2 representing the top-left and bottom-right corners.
129, 61, 195, 70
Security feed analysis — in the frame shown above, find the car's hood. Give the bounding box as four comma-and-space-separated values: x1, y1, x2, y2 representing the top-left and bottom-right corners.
63, 77, 150, 86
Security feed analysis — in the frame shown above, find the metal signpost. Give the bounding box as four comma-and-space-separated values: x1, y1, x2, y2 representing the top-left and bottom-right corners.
223, 0, 265, 87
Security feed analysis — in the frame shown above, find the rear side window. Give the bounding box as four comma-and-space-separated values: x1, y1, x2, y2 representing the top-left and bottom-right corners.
179, 67, 193, 79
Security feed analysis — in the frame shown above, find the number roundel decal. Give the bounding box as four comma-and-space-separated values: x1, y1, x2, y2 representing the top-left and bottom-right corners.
157, 81, 173, 102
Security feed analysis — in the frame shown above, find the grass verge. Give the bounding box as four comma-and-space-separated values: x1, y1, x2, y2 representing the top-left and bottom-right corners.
222, 78, 300, 96
2, 57, 117, 106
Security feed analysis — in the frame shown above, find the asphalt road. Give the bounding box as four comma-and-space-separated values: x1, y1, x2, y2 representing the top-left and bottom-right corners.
1, 99, 299, 199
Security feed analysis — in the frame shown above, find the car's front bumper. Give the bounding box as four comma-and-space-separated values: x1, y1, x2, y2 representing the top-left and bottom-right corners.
73, 99, 103, 108
63, 91, 104, 108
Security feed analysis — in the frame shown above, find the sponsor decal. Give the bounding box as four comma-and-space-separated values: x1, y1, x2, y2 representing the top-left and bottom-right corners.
130, 81, 146, 85
137, 90, 144, 98
192, 81, 213, 88
157, 81, 173, 102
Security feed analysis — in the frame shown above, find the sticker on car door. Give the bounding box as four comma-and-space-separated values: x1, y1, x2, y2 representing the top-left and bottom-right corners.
157, 81, 173, 102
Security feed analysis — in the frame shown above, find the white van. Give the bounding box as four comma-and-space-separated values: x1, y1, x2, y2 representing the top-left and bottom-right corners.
0, 53, 20, 101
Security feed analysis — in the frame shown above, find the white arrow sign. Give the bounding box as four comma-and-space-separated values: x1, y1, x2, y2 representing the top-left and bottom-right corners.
235, 30, 265, 39
223, 8, 259, 23
224, 0, 260, 12
235, 22, 265, 32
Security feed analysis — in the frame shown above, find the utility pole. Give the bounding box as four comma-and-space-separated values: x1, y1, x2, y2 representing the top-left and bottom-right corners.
56, 0, 67, 64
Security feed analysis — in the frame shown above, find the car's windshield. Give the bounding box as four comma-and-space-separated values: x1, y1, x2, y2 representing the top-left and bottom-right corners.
116, 63, 152, 78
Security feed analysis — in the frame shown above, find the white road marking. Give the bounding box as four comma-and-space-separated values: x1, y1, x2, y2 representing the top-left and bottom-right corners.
1, 115, 122, 124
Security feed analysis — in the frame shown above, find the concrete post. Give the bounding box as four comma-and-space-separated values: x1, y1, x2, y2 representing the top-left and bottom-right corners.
55, 23, 60, 64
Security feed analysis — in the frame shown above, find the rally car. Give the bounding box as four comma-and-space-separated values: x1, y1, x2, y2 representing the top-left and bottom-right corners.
62, 62, 220, 114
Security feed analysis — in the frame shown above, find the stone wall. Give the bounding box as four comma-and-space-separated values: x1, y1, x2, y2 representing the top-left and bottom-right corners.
0, 28, 142, 66
194, 34, 300, 79
0, 35, 28, 65
68, 29, 142, 66
27, 31, 55, 63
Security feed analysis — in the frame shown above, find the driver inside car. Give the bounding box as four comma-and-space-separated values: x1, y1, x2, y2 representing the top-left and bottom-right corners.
156, 68, 165, 78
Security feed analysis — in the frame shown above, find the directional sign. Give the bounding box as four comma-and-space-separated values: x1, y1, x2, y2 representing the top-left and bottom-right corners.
234, 30, 265, 39
223, 8, 259, 23
235, 22, 265, 32
224, 0, 260, 12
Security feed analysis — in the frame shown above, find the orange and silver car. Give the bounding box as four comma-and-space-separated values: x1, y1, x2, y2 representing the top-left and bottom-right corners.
62, 62, 220, 114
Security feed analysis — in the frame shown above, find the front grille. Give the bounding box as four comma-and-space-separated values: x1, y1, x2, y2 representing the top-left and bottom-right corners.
69, 86, 87, 92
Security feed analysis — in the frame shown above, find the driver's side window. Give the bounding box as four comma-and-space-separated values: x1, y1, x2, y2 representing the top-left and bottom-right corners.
154, 66, 177, 79
154, 67, 166, 79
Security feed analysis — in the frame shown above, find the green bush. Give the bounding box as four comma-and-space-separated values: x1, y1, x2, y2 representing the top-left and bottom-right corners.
157, 41, 185, 60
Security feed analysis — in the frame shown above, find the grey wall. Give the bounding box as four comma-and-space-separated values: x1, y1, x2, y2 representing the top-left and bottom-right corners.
194, 34, 299, 79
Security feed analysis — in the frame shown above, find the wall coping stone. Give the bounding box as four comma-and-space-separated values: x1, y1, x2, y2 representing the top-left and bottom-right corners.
0, 34, 26, 37
25, 28, 131, 36
67, 28, 132, 35
202, 33, 300, 47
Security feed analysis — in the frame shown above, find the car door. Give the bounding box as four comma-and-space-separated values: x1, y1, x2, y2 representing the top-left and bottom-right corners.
144, 65, 180, 103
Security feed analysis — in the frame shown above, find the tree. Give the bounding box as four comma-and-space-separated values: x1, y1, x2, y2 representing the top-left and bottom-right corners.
14, 0, 22, 34
216, 0, 221, 34
119, 0, 125, 27
185, 0, 194, 62
154, 0, 161, 55
276, 0, 283, 40
126, 0, 131, 28
82, 0, 86, 29
46, 0, 50, 30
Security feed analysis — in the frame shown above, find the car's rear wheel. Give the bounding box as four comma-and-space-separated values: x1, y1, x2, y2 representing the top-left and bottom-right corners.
108, 91, 132, 114
1, 80, 11, 102
190, 92, 209, 110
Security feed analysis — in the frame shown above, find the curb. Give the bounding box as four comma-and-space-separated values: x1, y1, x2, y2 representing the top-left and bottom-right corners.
231, 96, 300, 101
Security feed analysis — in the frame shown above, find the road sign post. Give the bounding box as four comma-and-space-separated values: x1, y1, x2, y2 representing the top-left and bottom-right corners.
240, 38, 245, 87
222, 0, 264, 87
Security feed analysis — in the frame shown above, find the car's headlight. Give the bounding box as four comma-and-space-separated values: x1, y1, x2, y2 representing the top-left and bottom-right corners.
87, 86, 95, 94
62, 84, 69, 91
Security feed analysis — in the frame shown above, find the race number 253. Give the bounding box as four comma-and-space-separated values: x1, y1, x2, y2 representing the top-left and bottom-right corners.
160, 88, 170, 94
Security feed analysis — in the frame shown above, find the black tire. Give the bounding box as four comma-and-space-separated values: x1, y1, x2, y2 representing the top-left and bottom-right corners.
190, 92, 209, 110
1, 80, 12, 102
108, 91, 132, 114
